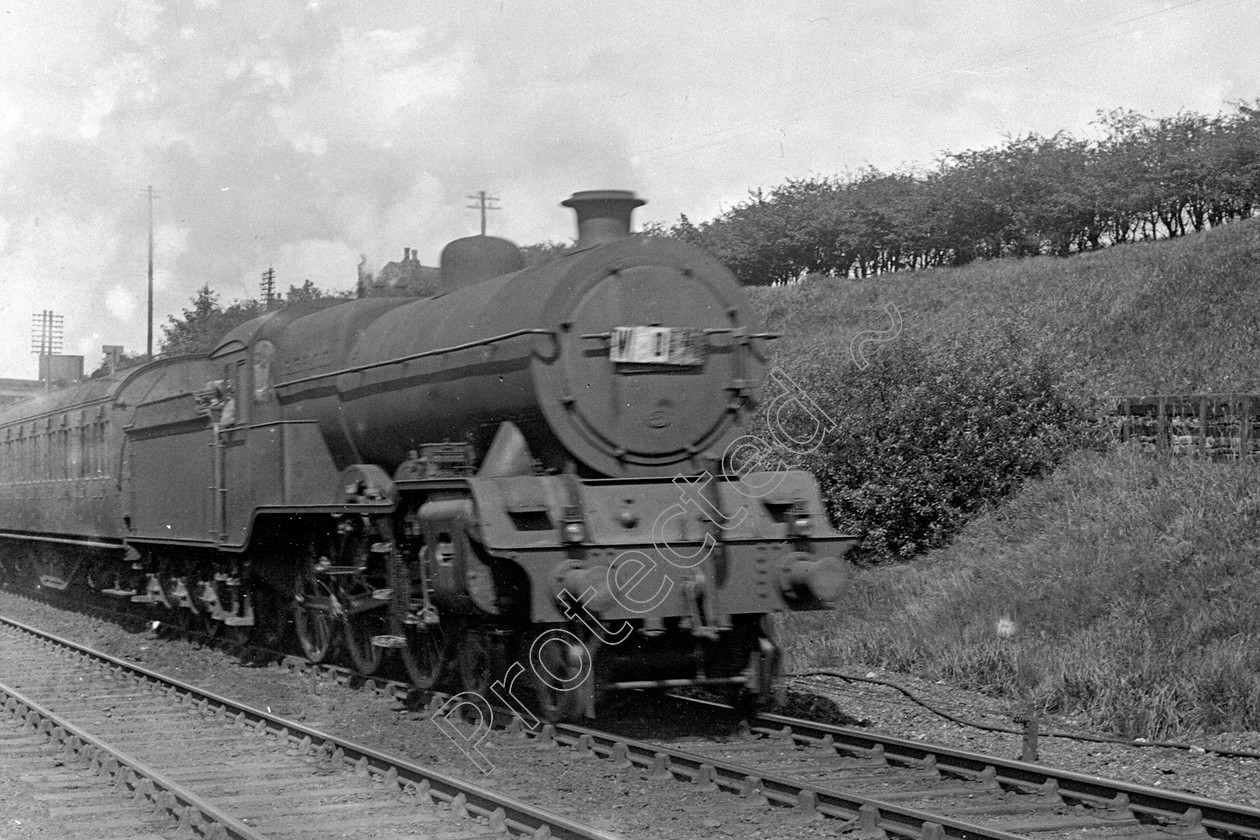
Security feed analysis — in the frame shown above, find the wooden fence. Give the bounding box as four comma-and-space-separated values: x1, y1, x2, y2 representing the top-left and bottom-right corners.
1110, 394, 1259, 458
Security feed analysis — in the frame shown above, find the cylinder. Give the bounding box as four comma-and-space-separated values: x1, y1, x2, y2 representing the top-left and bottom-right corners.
778, 553, 848, 605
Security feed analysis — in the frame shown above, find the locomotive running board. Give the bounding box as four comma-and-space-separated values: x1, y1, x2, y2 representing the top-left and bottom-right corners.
0, 531, 125, 551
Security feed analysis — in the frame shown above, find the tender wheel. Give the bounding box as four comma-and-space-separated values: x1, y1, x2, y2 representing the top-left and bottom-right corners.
160, 571, 197, 636
221, 588, 256, 650
459, 629, 495, 697
10, 550, 33, 588
343, 607, 386, 675
222, 621, 253, 648
292, 567, 335, 663
250, 584, 287, 650
160, 603, 194, 637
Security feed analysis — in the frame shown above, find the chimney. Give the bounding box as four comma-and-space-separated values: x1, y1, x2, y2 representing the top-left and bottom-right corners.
403, 247, 411, 261
561, 190, 645, 249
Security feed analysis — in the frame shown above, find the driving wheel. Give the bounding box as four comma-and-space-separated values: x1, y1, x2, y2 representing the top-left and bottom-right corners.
292, 563, 335, 663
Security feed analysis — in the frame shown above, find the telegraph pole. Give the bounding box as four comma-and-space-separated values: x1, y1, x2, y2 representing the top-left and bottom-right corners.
146, 185, 155, 358
466, 190, 500, 235
30, 310, 64, 391
260, 267, 276, 309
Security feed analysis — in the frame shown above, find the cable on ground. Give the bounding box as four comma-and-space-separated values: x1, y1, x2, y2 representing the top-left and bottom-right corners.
789, 668, 1260, 760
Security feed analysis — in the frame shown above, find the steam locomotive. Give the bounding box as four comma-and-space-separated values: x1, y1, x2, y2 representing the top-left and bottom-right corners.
0, 190, 855, 720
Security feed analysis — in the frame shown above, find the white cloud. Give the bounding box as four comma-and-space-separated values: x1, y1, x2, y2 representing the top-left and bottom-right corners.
0, 0, 1257, 378
250, 57, 294, 93
289, 132, 328, 156
0, 91, 21, 134
75, 332, 104, 363
105, 286, 138, 320
270, 25, 469, 148
78, 52, 156, 140
113, 0, 164, 44
0, 210, 122, 377
154, 224, 189, 284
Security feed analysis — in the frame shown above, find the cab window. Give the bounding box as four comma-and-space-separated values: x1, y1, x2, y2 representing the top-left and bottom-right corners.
253, 340, 275, 404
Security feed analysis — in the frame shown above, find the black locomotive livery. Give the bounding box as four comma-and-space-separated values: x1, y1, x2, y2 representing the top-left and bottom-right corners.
0, 190, 855, 720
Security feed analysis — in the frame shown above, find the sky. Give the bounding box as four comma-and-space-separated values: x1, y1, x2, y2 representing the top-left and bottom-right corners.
0, 0, 1256, 379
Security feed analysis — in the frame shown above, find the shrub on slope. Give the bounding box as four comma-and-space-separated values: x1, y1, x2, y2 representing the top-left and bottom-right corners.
782, 448, 1260, 738
758, 319, 1100, 560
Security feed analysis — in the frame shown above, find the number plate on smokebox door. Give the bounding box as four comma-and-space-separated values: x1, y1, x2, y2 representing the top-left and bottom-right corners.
609, 326, 705, 366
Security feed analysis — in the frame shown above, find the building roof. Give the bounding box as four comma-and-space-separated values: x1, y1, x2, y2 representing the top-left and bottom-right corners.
364, 247, 439, 297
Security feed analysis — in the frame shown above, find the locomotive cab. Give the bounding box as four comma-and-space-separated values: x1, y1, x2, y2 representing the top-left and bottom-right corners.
205, 300, 347, 548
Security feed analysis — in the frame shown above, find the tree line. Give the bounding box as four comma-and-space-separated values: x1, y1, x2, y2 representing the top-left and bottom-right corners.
89, 280, 338, 376
643, 103, 1260, 284
101, 100, 1260, 372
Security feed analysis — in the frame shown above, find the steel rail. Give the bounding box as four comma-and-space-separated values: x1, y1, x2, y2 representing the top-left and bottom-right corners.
1, 680, 267, 840
539, 720, 1029, 840
0, 613, 620, 840
17, 589, 1257, 839
749, 706, 1260, 839
253, 658, 1260, 839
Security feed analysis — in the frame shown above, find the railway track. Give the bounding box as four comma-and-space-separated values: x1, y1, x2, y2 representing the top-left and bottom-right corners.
1, 706, 183, 839
8, 592, 1260, 840
531, 697, 1260, 840
270, 651, 1260, 840
0, 612, 619, 840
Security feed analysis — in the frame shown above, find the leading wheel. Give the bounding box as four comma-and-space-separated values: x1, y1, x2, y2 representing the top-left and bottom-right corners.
529, 629, 594, 723
396, 616, 447, 690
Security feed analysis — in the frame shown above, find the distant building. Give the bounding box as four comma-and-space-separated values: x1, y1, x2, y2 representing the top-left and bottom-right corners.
0, 377, 44, 407
38, 354, 84, 386
359, 247, 440, 298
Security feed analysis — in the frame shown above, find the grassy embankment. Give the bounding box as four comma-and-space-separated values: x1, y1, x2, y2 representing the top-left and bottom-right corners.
748, 216, 1260, 393
757, 218, 1260, 738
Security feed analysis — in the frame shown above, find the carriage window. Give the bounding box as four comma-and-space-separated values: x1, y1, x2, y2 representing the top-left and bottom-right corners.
78, 423, 87, 477
253, 340, 275, 404
97, 420, 107, 475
